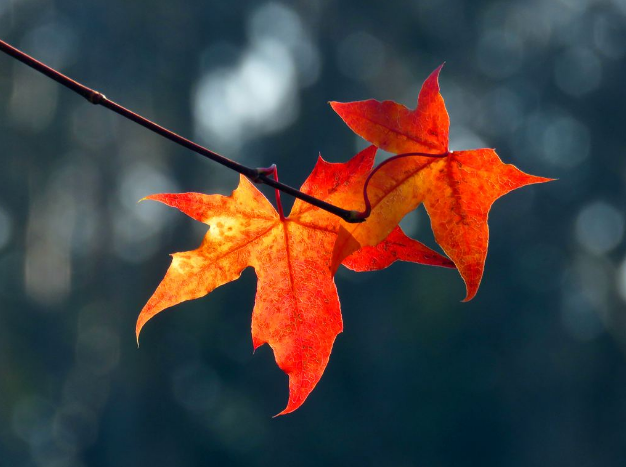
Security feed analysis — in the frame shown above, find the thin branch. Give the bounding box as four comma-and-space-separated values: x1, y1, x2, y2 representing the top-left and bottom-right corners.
0, 39, 365, 223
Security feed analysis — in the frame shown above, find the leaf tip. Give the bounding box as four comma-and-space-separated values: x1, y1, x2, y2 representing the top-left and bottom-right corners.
329, 100, 348, 115
522, 174, 557, 189
457, 264, 482, 302
273, 401, 299, 417
461, 285, 479, 302
252, 337, 264, 354
135, 321, 144, 347
461, 294, 475, 303
272, 409, 289, 418
429, 63, 446, 83
139, 194, 162, 204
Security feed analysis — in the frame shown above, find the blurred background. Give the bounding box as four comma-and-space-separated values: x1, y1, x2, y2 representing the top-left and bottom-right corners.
1, 0, 625, 465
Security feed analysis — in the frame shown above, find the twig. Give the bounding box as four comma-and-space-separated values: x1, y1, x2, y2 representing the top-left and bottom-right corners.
0, 39, 365, 223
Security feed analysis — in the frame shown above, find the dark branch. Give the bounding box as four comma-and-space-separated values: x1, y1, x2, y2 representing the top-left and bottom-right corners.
0, 39, 364, 223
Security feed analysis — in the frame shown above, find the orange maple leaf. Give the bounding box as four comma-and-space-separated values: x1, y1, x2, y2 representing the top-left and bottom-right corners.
137, 146, 451, 414
331, 65, 553, 300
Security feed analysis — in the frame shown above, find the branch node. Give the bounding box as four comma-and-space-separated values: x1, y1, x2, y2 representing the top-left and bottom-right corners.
251, 164, 277, 183
87, 91, 107, 105
344, 210, 368, 223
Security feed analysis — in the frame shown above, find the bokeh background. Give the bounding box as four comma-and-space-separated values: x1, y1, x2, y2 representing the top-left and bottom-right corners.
1, 0, 626, 465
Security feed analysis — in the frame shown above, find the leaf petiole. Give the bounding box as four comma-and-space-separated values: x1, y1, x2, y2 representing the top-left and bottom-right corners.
353, 151, 450, 220
254, 164, 285, 220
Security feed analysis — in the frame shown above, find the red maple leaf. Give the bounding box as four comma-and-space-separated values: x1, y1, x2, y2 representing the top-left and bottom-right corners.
331, 66, 553, 300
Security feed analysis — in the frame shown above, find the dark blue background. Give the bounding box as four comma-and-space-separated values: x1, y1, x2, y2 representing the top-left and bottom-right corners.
1, 1, 626, 466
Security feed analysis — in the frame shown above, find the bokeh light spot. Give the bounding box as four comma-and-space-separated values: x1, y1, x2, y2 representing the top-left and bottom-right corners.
542, 115, 590, 168
554, 47, 602, 97
575, 201, 624, 255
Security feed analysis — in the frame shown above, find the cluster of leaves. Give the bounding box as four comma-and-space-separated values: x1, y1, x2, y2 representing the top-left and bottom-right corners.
136, 66, 551, 415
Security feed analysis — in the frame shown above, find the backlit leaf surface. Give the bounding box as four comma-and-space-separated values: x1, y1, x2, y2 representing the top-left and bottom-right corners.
331, 66, 552, 300
137, 147, 452, 414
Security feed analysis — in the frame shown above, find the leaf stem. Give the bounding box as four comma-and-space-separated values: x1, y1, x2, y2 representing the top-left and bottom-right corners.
0, 39, 365, 223
353, 151, 449, 221
257, 164, 285, 220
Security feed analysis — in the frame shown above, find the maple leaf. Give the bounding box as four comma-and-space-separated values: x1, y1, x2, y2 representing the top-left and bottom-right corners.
136, 146, 452, 414
331, 65, 553, 300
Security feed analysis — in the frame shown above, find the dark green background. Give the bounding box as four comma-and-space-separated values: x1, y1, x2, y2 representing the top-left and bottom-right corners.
1, 1, 626, 466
